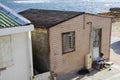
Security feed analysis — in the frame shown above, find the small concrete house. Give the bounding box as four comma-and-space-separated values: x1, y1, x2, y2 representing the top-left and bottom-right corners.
0, 3, 34, 80
20, 9, 112, 80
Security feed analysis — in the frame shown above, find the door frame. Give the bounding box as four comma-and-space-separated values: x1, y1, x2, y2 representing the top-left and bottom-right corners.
92, 28, 102, 60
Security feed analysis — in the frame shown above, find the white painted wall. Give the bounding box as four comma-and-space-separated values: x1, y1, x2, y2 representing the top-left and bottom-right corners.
0, 32, 33, 80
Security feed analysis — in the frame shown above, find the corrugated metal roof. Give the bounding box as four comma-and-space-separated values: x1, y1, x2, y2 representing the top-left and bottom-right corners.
0, 3, 31, 28
0, 11, 20, 28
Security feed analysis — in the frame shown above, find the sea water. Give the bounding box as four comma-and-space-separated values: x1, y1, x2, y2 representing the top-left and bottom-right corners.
1, 0, 120, 13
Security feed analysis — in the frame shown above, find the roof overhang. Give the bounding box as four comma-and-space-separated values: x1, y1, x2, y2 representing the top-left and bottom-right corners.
0, 3, 31, 23
0, 24, 34, 36
85, 13, 113, 18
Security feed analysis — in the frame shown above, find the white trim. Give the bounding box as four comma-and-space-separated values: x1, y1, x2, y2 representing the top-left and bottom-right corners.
0, 24, 34, 36
27, 32, 34, 80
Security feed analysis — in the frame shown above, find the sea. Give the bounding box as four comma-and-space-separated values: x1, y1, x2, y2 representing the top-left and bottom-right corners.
1, 0, 120, 14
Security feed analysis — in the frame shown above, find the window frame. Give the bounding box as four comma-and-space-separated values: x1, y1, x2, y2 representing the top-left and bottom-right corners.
62, 31, 75, 54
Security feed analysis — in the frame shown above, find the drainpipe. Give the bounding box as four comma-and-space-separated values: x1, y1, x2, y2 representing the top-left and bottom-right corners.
87, 22, 93, 54
83, 14, 86, 29
86, 22, 93, 65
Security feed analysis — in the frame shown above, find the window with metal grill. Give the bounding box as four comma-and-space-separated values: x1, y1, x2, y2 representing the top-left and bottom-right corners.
62, 31, 75, 54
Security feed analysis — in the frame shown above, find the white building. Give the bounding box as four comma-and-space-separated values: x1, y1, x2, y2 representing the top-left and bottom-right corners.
0, 3, 34, 80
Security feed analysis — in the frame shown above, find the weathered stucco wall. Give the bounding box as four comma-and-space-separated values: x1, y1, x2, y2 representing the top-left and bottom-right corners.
49, 14, 111, 76
0, 32, 32, 80
85, 14, 112, 60
32, 28, 49, 73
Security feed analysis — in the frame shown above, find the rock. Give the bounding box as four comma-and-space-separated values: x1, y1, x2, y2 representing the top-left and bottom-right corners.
110, 7, 120, 12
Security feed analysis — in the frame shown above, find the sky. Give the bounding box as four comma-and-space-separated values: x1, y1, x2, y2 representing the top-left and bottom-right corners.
12, 0, 120, 3
83, 0, 120, 2
0, 0, 120, 4
13, 0, 52, 3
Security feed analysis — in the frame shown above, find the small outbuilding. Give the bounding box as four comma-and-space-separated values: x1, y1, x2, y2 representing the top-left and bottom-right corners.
20, 9, 112, 80
0, 3, 34, 80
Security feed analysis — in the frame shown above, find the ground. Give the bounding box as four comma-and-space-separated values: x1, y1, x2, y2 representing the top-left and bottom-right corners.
110, 22, 120, 65
69, 22, 120, 80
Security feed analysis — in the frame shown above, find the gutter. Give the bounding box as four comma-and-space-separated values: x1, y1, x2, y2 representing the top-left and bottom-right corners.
0, 24, 34, 36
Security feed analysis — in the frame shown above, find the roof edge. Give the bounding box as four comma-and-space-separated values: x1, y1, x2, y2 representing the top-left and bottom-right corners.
0, 3, 31, 23
0, 24, 34, 36
46, 12, 85, 28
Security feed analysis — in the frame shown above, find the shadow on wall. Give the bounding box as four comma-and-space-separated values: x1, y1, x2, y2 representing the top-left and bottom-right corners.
111, 41, 120, 55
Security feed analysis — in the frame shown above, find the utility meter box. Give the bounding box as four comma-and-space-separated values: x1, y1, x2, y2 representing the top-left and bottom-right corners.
85, 53, 92, 69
